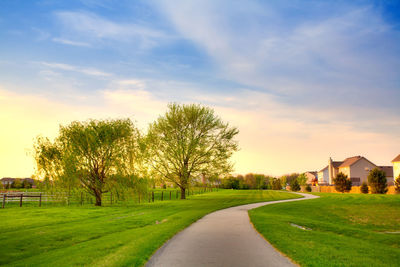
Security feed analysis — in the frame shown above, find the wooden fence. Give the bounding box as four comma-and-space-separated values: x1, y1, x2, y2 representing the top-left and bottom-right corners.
0, 187, 217, 208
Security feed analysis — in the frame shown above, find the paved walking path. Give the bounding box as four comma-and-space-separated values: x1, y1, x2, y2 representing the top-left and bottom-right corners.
146, 192, 319, 267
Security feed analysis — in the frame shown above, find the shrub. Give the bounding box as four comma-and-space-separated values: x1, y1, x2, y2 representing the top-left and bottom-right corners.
290, 179, 300, 192
394, 175, 400, 194
333, 172, 352, 193
368, 168, 387, 194
271, 178, 282, 190
360, 182, 369, 194
305, 184, 312, 192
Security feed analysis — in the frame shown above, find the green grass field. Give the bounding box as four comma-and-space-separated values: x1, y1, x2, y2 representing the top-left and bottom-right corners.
0, 190, 298, 267
249, 193, 400, 267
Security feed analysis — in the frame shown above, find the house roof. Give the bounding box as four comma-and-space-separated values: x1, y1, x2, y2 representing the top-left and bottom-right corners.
319, 166, 328, 172
379, 166, 393, 178
305, 171, 317, 176
318, 161, 342, 172
392, 154, 400, 163
1, 177, 14, 182
339, 156, 362, 167
338, 156, 377, 168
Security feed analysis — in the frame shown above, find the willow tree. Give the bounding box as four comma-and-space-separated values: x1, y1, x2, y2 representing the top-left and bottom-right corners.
34, 119, 141, 206
147, 103, 239, 199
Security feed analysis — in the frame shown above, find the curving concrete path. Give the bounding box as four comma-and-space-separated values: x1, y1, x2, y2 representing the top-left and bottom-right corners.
146, 192, 319, 267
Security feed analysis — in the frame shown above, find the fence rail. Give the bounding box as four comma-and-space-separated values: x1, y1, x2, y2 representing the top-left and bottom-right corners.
0, 187, 218, 208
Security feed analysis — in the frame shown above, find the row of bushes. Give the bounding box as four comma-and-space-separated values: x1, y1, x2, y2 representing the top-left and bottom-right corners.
287, 168, 400, 194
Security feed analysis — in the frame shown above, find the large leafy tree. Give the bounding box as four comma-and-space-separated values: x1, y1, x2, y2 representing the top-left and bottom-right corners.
34, 119, 141, 206
333, 172, 352, 193
147, 103, 239, 199
368, 168, 388, 194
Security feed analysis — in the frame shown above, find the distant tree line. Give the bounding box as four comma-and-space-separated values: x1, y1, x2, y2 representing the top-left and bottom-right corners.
221, 174, 284, 190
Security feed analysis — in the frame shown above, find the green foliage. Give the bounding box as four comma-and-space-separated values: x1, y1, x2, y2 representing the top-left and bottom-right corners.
368, 168, 388, 194
11, 179, 22, 189
22, 179, 32, 189
281, 173, 299, 185
305, 184, 312, 192
271, 178, 282, 190
146, 103, 239, 199
361, 181, 369, 194
34, 119, 142, 206
289, 179, 300, 191
394, 175, 400, 194
297, 173, 307, 186
333, 172, 352, 193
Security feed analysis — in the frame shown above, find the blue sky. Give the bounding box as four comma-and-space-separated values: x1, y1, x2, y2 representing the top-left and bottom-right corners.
0, 0, 399, 177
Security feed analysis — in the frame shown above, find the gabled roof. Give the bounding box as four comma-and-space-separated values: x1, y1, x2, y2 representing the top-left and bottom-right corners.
338, 156, 376, 168
305, 171, 317, 176
392, 154, 400, 163
339, 156, 362, 167
332, 161, 343, 168
379, 166, 393, 178
319, 166, 328, 172
318, 161, 342, 172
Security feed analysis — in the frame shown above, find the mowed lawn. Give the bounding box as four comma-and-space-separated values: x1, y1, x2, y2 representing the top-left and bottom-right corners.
0, 190, 299, 267
249, 193, 400, 267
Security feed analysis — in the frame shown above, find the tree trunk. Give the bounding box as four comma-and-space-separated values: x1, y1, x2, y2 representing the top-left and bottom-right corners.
180, 187, 186, 199
95, 191, 102, 206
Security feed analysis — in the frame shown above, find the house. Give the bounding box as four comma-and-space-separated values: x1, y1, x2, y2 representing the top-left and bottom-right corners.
392, 154, 400, 180
379, 166, 394, 186
318, 159, 343, 185
305, 171, 318, 185
0, 177, 14, 186
318, 156, 387, 186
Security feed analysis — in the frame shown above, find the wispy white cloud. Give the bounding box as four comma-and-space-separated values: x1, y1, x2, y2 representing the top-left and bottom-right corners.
54, 11, 171, 49
154, 1, 400, 108
40, 61, 112, 77
52, 37, 91, 47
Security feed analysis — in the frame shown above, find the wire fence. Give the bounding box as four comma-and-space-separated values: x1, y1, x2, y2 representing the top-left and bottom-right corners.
0, 187, 218, 208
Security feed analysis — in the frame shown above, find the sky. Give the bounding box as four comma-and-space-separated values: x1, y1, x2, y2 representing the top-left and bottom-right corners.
0, 0, 399, 178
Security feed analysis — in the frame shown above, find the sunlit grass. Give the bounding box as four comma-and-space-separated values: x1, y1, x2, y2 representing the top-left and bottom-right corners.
0, 189, 299, 267
249, 193, 400, 267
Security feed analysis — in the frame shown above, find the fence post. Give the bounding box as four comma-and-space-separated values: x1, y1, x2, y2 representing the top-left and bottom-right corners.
80, 192, 83, 205
110, 192, 113, 205
176, 190, 178, 199
2, 194, 5, 208
138, 193, 141, 204
149, 193, 151, 203
152, 191, 154, 202
20, 194, 23, 207
39, 193, 42, 207
170, 191, 172, 200
161, 191, 163, 201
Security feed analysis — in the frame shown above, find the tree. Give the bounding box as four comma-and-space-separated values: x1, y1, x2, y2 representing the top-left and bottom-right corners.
289, 179, 300, 191
305, 184, 312, 192
11, 179, 22, 189
271, 178, 282, 190
395, 175, 400, 194
368, 168, 387, 194
34, 119, 141, 206
360, 181, 369, 194
297, 173, 307, 186
333, 172, 352, 193
147, 103, 239, 199
22, 179, 32, 189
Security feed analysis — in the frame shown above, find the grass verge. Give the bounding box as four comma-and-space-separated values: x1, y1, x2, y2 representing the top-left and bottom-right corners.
249, 193, 400, 267
0, 190, 298, 267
